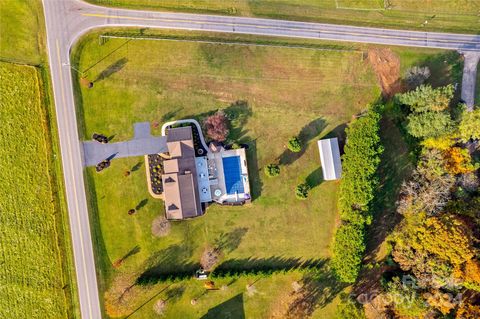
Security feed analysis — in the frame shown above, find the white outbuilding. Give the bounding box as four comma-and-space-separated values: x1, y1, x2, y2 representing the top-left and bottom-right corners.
317, 138, 342, 180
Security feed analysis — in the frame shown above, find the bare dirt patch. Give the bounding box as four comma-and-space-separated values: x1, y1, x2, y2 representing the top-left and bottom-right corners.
367, 48, 402, 98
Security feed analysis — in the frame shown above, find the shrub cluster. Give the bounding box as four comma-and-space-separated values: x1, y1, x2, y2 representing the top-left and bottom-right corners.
264, 163, 280, 177
295, 183, 311, 199
332, 106, 384, 283
287, 136, 302, 152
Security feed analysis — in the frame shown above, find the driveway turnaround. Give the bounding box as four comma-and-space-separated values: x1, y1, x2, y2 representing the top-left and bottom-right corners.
83, 122, 167, 166
42, 0, 480, 318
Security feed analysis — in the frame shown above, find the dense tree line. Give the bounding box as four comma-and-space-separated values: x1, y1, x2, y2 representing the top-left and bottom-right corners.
332, 105, 384, 283
362, 84, 480, 319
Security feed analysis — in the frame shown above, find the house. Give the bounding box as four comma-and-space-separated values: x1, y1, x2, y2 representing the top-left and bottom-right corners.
317, 137, 342, 180
160, 125, 251, 220
162, 126, 203, 219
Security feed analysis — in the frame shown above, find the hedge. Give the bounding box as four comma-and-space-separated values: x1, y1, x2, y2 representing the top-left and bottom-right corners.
332, 105, 383, 283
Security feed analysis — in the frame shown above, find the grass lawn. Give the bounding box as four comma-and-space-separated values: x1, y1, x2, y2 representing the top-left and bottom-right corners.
0, 0, 45, 64
86, 0, 480, 34
73, 30, 462, 318
0, 62, 69, 318
75, 30, 381, 317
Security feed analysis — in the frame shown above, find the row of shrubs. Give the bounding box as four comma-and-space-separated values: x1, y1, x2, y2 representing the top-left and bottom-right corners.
136, 262, 324, 285
332, 105, 384, 283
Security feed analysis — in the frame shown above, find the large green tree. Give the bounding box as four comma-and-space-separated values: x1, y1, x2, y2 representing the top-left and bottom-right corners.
459, 108, 480, 142
406, 111, 454, 138
396, 84, 454, 113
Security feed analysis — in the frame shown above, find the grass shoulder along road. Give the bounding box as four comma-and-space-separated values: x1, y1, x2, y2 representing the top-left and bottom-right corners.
0, 62, 71, 318
86, 0, 480, 34
0, 0, 46, 65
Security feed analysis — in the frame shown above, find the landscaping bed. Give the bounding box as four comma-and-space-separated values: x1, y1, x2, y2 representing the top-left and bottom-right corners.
147, 154, 164, 195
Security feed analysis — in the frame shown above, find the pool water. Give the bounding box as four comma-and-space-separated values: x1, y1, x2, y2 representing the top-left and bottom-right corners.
222, 156, 245, 195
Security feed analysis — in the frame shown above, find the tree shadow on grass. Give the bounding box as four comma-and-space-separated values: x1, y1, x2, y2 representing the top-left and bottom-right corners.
215, 257, 327, 273
306, 167, 323, 190
165, 285, 186, 302
137, 244, 200, 284
278, 118, 327, 166
94, 57, 128, 83
135, 198, 148, 211
214, 227, 248, 253
201, 293, 245, 319
161, 107, 184, 122
131, 161, 143, 172
287, 265, 346, 318
224, 100, 253, 143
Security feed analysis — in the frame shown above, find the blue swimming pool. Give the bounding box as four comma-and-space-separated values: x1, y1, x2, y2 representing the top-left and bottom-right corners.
222, 156, 245, 195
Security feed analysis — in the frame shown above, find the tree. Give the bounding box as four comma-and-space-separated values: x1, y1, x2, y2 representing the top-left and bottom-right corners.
443, 147, 474, 175
203, 110, 229, 142
458, 108, 480, 142
386, 277, 428, 318
200, 246, 221, 271
336, 293, 366, 319
406, 111, 454, 138
339, 106, 383, 223
404, 66, 430, 88
456, 303, 480, 319
396, 84, 454, 113
332, 223, 365, 283
295, 183, 310, 199
265, 163, 280, 177
397, 148, 454, 216
153, 299, 166, 315
287, 137, 302, 152
80, 77, 93, 88
151, 216, 171, 237
392, 215, 475, 287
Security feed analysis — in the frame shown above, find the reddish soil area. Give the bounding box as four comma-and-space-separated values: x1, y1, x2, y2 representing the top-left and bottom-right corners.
367, 48, 403, 98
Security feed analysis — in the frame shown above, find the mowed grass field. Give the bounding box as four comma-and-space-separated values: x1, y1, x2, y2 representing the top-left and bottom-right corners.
0, 0, 45, 64
74, 30, 464, 318
0, 63, 69, 318
87, 0, 480, 33
74, 32, 381, 318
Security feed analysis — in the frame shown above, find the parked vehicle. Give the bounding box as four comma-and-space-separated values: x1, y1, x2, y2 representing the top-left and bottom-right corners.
92, 133, 108, 144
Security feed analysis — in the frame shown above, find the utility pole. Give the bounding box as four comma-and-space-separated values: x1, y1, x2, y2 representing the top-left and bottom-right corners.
62, 63, 93, 88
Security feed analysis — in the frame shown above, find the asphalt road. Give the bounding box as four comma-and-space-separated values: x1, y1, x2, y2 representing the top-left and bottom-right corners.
41, 0, 480, 318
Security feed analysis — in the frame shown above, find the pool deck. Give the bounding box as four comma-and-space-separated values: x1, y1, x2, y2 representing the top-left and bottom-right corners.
208, 148, 250, 204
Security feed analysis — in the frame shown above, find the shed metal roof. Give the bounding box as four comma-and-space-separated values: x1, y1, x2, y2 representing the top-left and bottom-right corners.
317, 138, 342, 180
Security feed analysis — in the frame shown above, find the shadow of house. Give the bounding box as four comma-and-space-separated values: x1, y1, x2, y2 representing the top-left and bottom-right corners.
94, 57, 128, 83
245, 139, 262, 200
201, 294, 245, 319
278, 118, 327, 166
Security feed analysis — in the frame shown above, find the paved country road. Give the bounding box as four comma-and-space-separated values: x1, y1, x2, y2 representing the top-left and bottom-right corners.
41, 0, 480, 318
